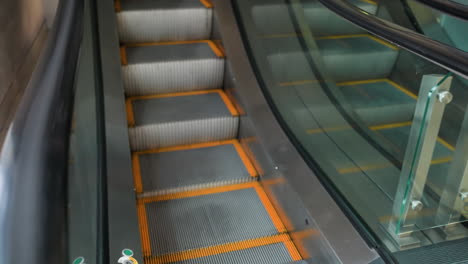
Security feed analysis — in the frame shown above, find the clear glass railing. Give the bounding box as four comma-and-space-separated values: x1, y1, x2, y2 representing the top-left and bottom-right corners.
234, 0, 468, 261
395, 0, 468, 52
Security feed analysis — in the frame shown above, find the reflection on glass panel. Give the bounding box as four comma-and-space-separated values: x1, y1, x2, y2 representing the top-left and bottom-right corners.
377, 0, 468, 52
67, 2, 100, 263
235, 0, 468, 261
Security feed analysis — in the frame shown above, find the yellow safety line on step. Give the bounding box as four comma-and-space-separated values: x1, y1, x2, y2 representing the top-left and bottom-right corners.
431, 156, 453, 165
225, 88, 246, 115
373, 121, 455, 151
217, 89, 239, 116
207, 40, 226, 58
114, 0, 121, 12
137, 200, 151, 257
253, 185, 302, 260
284, 240, 303, 261
132, 153, 144, 193
125, 40, 211, 47
317, 34, 398, 50
359, 0, 378, 5
368, 121, 413, 131
127, 89, 217, 101
137, 181, 304, 261
240, 138, 265, 176
199, 0, 213, 8
126, 89, 238, 118
337, 78, 417, 99
124, 40, 224, 58
438, 137, 455, 151
120, 46, 128, 65
144, 234, 297, 264
233, 141, 258, 177
125, 98, 135, 127
253, 184, 288, 233
139, 181, 258, 203
385, 79, 418, 99
135, 140, 236, 155
262, 183, 294, 231
290, 229, 321, 259
133, 139, 256, 177
336, 78, 388, 87
338, 155, 453, 174
338, 162, 392, 174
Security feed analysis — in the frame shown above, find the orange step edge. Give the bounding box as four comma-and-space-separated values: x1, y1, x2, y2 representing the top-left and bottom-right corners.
120, 40, 224, 59
144, 234, 299, 264
125, 89, 239, 120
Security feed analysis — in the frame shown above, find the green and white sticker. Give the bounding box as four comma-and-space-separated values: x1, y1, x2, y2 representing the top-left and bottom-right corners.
72, 257, 85, 264
118, 249, 138, 264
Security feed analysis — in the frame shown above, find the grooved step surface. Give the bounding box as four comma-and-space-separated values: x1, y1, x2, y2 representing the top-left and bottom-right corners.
126, 43, 218, 64
127, 91, 238, 151
117, 0, 212, 43
122, 43, 224, 95
338, 80, 416, 126
132, 93, 232, 126
121, 0, 206, 11
129, 116, 238, 151
144, 188, 280, 256
265, 35, 398, 83
252, 0, 377, 37
137, 143, 253, 193
171, 242, 294, 264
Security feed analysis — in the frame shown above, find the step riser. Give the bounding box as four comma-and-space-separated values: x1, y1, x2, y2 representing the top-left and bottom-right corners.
252, 2, 377, 37
268, 51, 398, 83
129, 117, 239, 151
118, 9, 212, 43
355, 105, 415, 126
123, 59, 225, 96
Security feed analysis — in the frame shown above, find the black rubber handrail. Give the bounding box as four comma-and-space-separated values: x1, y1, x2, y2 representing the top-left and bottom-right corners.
415, 0, 468, 21
317, 0, 468, 79
0, 0, 83, 263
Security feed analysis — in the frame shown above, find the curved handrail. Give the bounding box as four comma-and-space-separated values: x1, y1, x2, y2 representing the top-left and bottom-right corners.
317, 0, 468, 79
0, 0, 83, 263
415, 0, 468, 21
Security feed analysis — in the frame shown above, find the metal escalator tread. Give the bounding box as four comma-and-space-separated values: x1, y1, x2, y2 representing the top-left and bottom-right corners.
121, 41, 225, 96
168, 242, 294, 264
116, 0, 212, 43
133, 140, 257, 196
337, 79, 416, 126
252, 0, 377, 37
116, 0, 304, 262
137, 182, 301, 263
264, 34, 398, 84
126, 90, 239, 151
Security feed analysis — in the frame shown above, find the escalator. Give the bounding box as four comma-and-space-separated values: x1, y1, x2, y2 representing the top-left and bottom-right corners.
236, 0, 468, 259
115, 0, 304, 263
3, 0, 468, 263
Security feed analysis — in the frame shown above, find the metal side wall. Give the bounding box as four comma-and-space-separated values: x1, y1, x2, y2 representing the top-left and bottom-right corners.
96, 0, 143, 262
213, 0, 381, 263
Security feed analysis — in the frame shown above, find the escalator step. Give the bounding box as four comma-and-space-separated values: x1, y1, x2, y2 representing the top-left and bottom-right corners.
127, 90, 239, 151
316, 35, 398, 82
137, 183, 287, 256
251, 0, 377, 37
337, 79, 416, 126
133, 140, 257, 195
265, 34, 398, 84
121, 42, 225, 96
148, 241, 297, 264
117, 0, 213, 43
